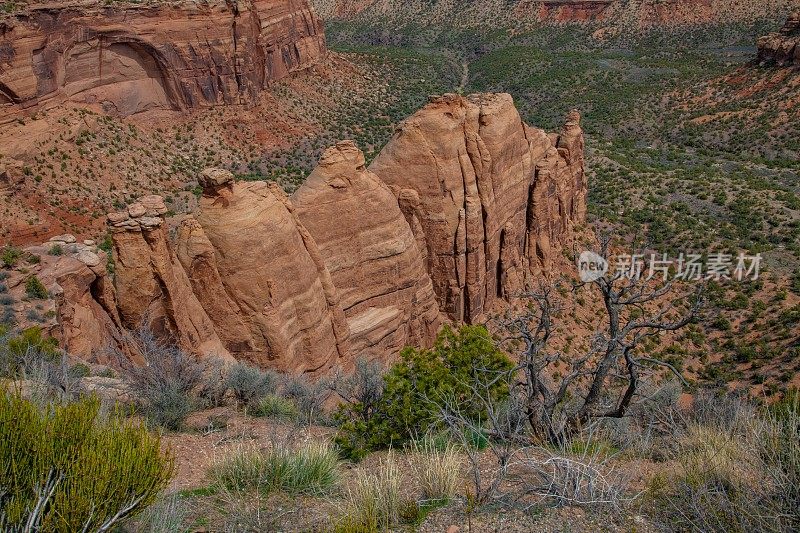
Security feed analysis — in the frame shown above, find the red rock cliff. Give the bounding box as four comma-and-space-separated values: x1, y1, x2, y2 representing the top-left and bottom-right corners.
369, 94, 586, 324
0, 0, 326, 118
758, 11, 800, 67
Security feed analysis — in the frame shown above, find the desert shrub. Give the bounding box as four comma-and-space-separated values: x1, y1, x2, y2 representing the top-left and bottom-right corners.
409, 440, 461, 502
282, 375, 328, 422
47, 244, 63, 256
335, 325, 513, 459
0, 392, 174, 531
132, 492, 189, 533
329, 356, 385, 424
196, 356, 229, 408
1, 245, 22, 268
225, 362, 278, 406
117, 326, 205, 430
209, 442, 339, 496
334, 452, 403, 532
24, 275, 48, 299
648, 393, 800, 532
250, 394, 299, 420
0, 326, 60, 378
761, 392, 800, 530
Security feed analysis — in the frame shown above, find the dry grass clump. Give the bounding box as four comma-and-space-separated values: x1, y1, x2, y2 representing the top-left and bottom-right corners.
208, 441, 339, 496
648, 392, 800, 532
334, 452, 403, 532
410, 440, 461, 502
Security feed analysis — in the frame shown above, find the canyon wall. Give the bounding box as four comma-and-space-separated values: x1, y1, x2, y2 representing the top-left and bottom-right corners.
0, 0, 326, 120
758, 11, 800, 67
9, 93, 586, 372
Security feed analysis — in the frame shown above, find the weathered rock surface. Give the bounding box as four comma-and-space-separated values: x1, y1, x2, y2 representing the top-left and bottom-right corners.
758, 11, 800, 67
292, 140, 441, 359
189, 170, 350, 373
369, 93, 586, 323
107, 196, 231, 360
0, 0, 326, 120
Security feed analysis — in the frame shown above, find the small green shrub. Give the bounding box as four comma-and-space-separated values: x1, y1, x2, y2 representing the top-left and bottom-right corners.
335, 325, 513, 459
250, 394, 298, 420
209, 442, 339, 496
1, 246, 22, 268
0, 392, 174, 531
0, 326, 60, 377
48, 244, 63, 256
25, 275, 48, 299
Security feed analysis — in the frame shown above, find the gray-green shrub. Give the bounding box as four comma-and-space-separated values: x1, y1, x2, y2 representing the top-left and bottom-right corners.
225, 362, 278, 406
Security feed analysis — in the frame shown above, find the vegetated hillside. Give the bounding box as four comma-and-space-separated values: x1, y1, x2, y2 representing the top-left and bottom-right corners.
320, 10, 800, 394
0, 51, 458, 244
313, 0, 797, 31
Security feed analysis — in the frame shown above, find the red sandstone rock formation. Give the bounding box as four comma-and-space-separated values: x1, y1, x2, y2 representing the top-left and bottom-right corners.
107, 195, 231, 360
6, 93, 586, 373
0, 0, 326, 120
369, 93, 586, 323
292, 140, 442, 360
758, 11, 800, 67
19, 236, 122, 361
187, 169, 350, 373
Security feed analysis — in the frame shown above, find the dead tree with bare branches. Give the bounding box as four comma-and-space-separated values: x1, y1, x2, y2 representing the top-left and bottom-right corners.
500, 237, 703, 445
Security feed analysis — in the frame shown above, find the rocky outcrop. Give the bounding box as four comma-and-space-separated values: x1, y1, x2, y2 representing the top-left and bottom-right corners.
107, 195, 231, 360
369, 93, 586, 323
6, 92, 585, 373
14, 236, 122, 361
758, 11, 800, 67
186, 169, 350, 373
0, 0, 326, 120
291, 140, 441, 359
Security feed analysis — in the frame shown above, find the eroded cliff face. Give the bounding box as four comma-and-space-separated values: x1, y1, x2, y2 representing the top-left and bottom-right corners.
292, 140, 441, 359
369, 94, 586, 323
0, 0, 326, 119
11, 93, 586, 373
188, 169, 350, 373
758, 11, 800, 67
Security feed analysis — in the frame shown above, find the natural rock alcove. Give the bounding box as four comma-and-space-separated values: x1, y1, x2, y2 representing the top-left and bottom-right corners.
62, 39, 176, 115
